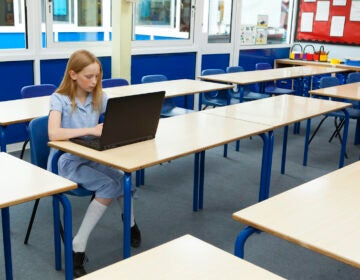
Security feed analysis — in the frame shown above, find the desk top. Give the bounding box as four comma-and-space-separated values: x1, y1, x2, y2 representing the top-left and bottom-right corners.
275, 58, 360, 71
232, 160, 360, 269
0, 95, 50, 126
49, 112, 272, 173
78, 234, 284, 280
104, 79, 233, 99
202, 95, 351, 129
309, 82, 360, 101
0, 152, 77, 208
198, 66, 346, 85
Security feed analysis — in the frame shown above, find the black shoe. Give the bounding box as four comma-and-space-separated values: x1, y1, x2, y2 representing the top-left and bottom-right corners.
131, 223, 141, 248
73, 251, 87, 278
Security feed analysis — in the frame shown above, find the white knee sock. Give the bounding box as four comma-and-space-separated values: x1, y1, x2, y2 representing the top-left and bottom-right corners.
73, 199, 107, 253
117, 197, 135, 227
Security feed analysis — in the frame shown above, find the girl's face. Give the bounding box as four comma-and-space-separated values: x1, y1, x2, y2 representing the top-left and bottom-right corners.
70, 62, 100, 95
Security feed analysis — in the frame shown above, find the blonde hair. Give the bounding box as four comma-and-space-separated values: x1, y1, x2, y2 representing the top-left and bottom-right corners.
57, 49, 103, 112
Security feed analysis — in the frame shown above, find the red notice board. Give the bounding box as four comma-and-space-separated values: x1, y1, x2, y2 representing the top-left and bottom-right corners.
295, 0, 360, 45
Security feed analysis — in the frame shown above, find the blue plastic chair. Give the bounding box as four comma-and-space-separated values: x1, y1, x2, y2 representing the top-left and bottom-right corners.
141, 74, 194, 118
199, 69, 233, 110
102, 78, 129, 88
20, 84, 57, 159
24, 116, 94, 245
255, 63, 294, 96
226, 66, 270, 102
309, 76, 360, 152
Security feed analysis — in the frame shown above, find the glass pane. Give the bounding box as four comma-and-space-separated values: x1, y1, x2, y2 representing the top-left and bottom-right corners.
43, 0, 111, 45
133, 0, 191, 41
207, 0, 232, 43
240, 0, 289, 45
0, 0, 26, 49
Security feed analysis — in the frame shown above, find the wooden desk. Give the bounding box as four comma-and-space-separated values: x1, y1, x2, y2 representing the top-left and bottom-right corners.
0, 80, 232, 153
275, 58, 360, 72
104, 78, 233, 99
202, 95, 351, 175
78, 235, 284, 280
198, 65, 346, 86
0, 152, 77, 280
232, 160, 360, 270
0, 96, 50, 152
49, 112, 274, 259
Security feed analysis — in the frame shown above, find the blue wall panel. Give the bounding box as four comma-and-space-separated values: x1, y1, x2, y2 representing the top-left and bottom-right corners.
0, 60, 34, 144
40, 56, 112, 86
131, 52, 196, 109
201, 53, 230, 71
238, 47, 290, 70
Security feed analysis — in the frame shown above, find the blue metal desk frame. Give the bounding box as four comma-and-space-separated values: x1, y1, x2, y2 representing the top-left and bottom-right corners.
2, 194, 72, 280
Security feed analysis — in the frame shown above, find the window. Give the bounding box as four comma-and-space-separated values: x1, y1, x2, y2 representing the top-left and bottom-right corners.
204, 0, 232, 43
133, 0, 192, 40
43, 0, 111, 47
0, 0, 26, 49
240, 0, 291, 45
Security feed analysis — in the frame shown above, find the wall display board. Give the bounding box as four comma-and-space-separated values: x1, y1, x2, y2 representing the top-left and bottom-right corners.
295, 0, 360, 45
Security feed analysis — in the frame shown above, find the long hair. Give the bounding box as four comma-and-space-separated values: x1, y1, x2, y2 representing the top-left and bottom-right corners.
57, 49, 103, 112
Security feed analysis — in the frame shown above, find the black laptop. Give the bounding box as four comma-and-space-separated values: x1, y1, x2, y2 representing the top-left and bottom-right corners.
70, 91, 165, 151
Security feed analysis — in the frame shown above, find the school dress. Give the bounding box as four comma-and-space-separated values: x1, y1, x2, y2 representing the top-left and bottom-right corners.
48, 92, 126, 199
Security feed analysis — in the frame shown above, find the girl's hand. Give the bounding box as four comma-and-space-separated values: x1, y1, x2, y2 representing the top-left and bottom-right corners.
92, 123, 103, 136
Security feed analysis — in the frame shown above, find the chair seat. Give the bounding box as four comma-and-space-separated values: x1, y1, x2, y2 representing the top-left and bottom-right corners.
327, 107, 360, 119
244, 92, 271, 101
161, 106, 194, 118
264, 86, 294, 95
202, 97, 228, 107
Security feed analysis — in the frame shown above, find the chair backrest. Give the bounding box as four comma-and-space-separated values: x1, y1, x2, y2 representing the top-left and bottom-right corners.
141, 74, 167, 83
102, 78, 129, 88
255, 62, 272, 71
319, 76, 340, 88
28, 116, 50, 169
201, 68, 225, 76
21, 84, 57, 99
346, 72, 360, 84
226, 66, 244, 73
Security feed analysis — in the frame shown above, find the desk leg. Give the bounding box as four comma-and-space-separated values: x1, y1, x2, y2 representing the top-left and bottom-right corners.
303, 118, 311, 166
198, 151, 206, 210
234, 226, 257, 258
0, 126, 6, 152
123, 172, 132, 259
193, 151, 205, 211
53, 194, 73, 280
2, 207, 13, 280
339, 109, 349, 168
280, 126, 289, 174
258, 132, 273, 202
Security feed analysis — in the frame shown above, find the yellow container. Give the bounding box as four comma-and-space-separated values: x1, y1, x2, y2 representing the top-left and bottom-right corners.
330, 58, 341, 64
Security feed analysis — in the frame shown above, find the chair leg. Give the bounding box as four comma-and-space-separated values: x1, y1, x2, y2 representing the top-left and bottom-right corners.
20, 138, 29, 159
24, 199, 40, 244
308, 116, 328, 144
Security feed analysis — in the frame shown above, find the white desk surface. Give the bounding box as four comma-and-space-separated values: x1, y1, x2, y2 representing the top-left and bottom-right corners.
105, 79, 233, 99
198, 65, 346, 85
233, 160, 360, 269
0, 95, 50, 126
275, 58, 360, 71
309, 82, 360, 101
202, 95, 351, 129
0, 152, 77, 208
79, 234, 285, 280
49, 112, 272, 173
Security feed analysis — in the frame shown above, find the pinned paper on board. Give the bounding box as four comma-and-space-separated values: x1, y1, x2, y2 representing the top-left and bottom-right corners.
300, 12, 314, 32
350, 0, 360, 21
315, 1, 330, 21
333, 0, 347, 6
257, 15, 268, 27
256, 29, 267, 44
330, 16, 345, 36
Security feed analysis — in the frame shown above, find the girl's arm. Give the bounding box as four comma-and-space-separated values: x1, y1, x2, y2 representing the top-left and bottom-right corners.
48, 110, 103, 141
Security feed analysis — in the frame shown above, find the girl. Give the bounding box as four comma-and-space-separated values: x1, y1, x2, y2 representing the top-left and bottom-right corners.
47, 49, 141, 278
